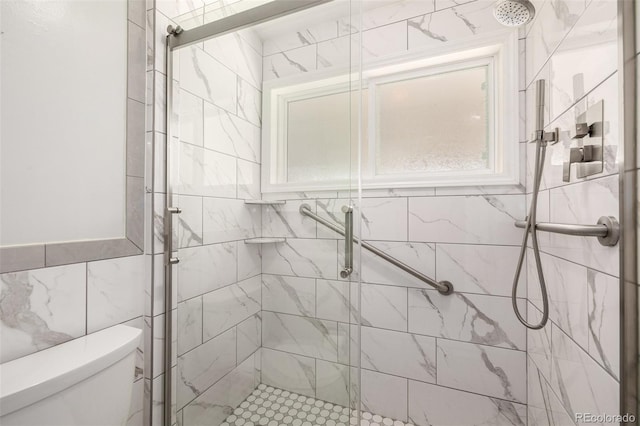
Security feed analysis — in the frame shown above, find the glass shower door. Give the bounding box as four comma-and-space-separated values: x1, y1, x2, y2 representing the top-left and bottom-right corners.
165, 1, 364, 425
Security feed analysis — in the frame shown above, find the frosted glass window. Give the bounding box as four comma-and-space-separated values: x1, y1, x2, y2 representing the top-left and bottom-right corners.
286, 90, 367, 183
375, 66, 490, 175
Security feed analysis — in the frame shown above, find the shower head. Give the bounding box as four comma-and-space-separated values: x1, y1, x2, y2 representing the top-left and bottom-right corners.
493, 0, 535, 27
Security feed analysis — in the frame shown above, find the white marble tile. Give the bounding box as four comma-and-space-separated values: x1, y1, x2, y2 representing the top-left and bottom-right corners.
152, 311, 177, 378
550, 324, 619, 421
87, 256, 144, 333
237, 313, 261, 363
263, 200, 317, 239
263, 45, 317, 81
587, 269, 618, 380
548, 0, 617, 122
357, 0, 436, 32
409, 195, 524, 245
361, 369, 408, 422
202, 275, 261, 340
527, 358, 576, 426
527, 250, 589, 351
237, 159, 261, 200
437, 339, 526, 403
262, 238, 338, 279
126, 378, 145, 426
203, 101, 260, 163
360, 197, 408, 241
317, 279, 353, 323
262, 311, 338, 362
202, 197, 259, 244
182, 353, 258, 426
237, 242, 261, 281
408, 1, 506, 51
237, 78, 262, 127
177, 328, 237, 409
0, 263, 86, 363
177, 296, 202, 356
525, 0, 587, 87
177, 242, 237, 301
361, 283, 407, 331
408, 289, 526, 350
179, 46, 237, 113
263, 20, 338, 56
408, 380, 527, 426
317, 36, 354, 69
316, 359, 350, 407
262, 274, 316, 317
261, 347, 316, 398
362, 21, 408, 61
121, 317, 144, 381
315, 198, 354, 239
337, 322, 352, 365
178, 89, 203, 147
176, 143, 237, 198
435, 244, 525, 297
177, 195, 203, 248
203, 31, 262, 88
360, 326, 437, 383
545, 175, 619, 277
527, 302, 553, 381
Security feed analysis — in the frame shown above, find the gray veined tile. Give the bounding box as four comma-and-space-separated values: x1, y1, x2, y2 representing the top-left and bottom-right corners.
202, 275, 261, 341
317, 279, 354, 323
202, 197, 259, 244
203, 31, 262, 89
177, 327, 237, 410
316, 359, 351, 407
409, 195, 524, 245
87, 255, 144, 333
261, 348, 316, 398
0, 263, 86, 363
177, 296, 202, 356
262, 311, 339, 362
261, 238, 338, 279
203, 101, 260, 163
262, 200, 317, 239
262, 274, 316, 317
408, 289, 526, 350
362, 21, 408, 62
361, 369, 408, 422
550, 323, 618, 420
527, 358, 576, 426
182, 353, 258, 426
237, 78, 261, 127
409, 380, 527, 426
263, 20, 338, 56
587, 269, 619, 380
177, 242, 237, 302
527, 302, 552, 380
360, 326, 437, 384
176, 195, 203, 248
436, 339, 526, 403
178, 89, 204, 147
263, 45, 317, 81
237, 242, 261, 281
361, 283, 407, 331
237, 159, 261, 201
237, 313, 261, 363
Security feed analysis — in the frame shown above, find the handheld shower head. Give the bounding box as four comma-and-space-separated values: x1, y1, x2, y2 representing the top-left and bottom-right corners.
493, 0, 535, 27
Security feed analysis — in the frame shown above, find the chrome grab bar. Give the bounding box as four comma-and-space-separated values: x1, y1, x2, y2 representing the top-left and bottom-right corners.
341, 205, 353, 278
514, 215, 619, 246
299, 204, 454, 295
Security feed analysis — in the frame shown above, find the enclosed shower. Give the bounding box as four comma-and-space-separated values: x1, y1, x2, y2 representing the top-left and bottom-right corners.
155, 0, 627, 425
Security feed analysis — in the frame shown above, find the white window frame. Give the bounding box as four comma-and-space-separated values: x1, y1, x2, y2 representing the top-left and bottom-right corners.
261, 30, 520, 193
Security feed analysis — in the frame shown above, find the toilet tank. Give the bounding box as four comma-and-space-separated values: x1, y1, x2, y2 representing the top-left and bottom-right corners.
0, 324, 142, 426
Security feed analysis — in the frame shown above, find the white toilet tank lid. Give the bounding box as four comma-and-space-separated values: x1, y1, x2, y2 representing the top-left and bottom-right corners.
0, 324, 141, 416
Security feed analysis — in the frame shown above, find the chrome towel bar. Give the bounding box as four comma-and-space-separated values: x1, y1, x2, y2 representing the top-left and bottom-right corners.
514, 215, 619, 246
299, 204, 454, 295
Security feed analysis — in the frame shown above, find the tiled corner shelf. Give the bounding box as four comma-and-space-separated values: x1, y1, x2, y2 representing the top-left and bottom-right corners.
244, 238, 286, 244
244, 200, 286, 205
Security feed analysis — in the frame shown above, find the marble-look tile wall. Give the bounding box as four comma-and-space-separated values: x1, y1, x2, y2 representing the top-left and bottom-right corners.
0, 2, 148, 425
152, 3, 264, 424
259, 1, 530, 425
523, 0, 620, 424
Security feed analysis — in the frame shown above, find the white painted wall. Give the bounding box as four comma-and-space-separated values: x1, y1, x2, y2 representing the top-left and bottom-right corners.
0, 0, 127, 245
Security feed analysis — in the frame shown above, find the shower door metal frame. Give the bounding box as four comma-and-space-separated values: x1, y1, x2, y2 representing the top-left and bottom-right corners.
619, 0, 639, 423
163, 2, 334, 425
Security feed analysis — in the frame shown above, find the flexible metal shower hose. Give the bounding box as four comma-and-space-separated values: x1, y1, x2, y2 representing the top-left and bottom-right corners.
511, 139, 550, 330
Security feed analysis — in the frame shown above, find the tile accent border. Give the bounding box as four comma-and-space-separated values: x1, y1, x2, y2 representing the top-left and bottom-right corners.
0, 0, 146, 274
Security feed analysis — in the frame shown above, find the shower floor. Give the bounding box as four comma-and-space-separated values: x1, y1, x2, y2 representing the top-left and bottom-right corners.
222, 384, 413, 426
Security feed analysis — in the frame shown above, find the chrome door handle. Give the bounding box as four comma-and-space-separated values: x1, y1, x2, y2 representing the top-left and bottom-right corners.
340, 205, 353, 278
